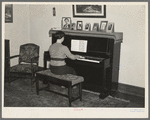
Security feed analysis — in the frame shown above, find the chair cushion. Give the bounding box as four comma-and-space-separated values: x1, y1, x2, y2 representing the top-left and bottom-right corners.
36, 70, 84, 86
10, 64, 38, 73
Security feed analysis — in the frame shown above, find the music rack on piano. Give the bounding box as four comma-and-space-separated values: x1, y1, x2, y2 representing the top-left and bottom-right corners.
44, 29, 123, 99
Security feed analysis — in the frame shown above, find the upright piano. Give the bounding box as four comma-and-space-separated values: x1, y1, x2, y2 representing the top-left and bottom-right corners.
44, 29, 123, 99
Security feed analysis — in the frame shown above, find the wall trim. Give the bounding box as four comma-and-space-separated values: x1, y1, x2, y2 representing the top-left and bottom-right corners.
117, 83, 145, 98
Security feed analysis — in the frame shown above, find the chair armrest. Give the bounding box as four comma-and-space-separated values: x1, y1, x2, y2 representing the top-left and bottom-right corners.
8, 55, 20, 59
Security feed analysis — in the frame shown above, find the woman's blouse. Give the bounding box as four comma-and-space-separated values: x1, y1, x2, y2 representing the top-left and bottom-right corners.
49, 43, 76, 66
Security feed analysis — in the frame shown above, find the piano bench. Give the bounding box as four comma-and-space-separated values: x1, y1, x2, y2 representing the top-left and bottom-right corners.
35, 69, 84, 107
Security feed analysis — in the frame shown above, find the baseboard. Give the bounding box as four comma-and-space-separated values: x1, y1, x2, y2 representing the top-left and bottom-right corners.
117, 83, 145, 98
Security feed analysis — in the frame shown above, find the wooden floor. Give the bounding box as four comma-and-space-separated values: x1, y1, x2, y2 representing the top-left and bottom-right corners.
112, 91, 145, 107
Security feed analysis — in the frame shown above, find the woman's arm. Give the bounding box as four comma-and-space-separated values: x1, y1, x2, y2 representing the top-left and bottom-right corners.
64, 46, 80, 60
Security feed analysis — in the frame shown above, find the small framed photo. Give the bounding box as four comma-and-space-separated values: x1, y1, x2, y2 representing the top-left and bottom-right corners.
92, 23, 99, 31
5, 4, 13, 23
106, 22, 114, 33
84, 23, 91, 31
70, 23, 76, 30
100, 21, 108, 31
61, 17, 71, 29
77, 21, 83, 30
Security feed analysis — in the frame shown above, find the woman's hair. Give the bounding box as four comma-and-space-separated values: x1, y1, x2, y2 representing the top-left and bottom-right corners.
55, 31, 65, 39
64, 18, 69, 22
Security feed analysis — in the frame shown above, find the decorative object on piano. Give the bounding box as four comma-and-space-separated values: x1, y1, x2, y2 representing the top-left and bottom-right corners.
84, 23, 91, 31
76, 21, 83, 30
106, 22, 114, 33
70, 23, 76, 30
53, 7, 56, 16
5, 4, 13, 23
92, 23, 99, 32
100, 21, 108, 31
61, 17, 71, 30
72, 5, 106, 18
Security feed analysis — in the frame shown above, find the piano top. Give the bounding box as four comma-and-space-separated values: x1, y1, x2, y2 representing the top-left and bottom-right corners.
49, 29, 123, 43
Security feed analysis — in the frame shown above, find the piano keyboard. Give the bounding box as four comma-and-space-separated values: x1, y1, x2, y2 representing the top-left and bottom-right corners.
77, 58, 100, 63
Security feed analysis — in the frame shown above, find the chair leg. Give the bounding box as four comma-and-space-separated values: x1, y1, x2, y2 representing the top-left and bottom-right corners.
79, 83, 82, 101
68, 86, 72, 107
36, 77, 39, 95
31, 73, 35, 87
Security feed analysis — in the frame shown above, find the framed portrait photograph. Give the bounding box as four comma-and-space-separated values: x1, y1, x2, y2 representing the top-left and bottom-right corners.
70, 23, 76, 30
76, 21, 83, 30
92, 23, 99, 31
100, 21, 108, 31
84, 23, 91, 31
61, 17, 71, 29
5, 4, 13, 23
106, 22, 114, 33
73, 5, 106, 18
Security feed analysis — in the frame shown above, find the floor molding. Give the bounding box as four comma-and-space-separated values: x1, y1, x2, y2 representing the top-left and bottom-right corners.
117, 83, 145, 97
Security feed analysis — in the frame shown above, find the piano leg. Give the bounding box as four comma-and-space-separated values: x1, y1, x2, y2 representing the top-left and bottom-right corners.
99, 91, 109, 99
99, 63, 109, 99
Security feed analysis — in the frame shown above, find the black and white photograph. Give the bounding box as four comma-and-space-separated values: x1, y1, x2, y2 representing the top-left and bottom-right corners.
70, 23, 76, 30
76, 21, 83, 30
100, 21, 108, 31
61, 17, 71, 29
106, 22, 114, 33
1, 2, 148, 119
5, 4, 13, 23
84, 23, 91, 31
73, 5, 106, 18
92, 23, 99, 31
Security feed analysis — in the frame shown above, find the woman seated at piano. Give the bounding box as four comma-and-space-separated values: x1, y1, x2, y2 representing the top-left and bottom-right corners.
49, 31, 83, 75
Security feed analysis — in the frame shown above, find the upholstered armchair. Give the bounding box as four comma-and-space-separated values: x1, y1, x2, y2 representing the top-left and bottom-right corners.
7, 43, 40, 86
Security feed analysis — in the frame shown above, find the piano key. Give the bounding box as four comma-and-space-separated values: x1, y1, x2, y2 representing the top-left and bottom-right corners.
77, 58, 100, 63
83, 55, 101, 61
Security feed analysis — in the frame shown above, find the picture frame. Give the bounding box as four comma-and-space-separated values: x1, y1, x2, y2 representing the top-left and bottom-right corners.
106, 22, 114, 33
61, 17, 71, 29
70, 23, 76, 30
92, 23, 99, 31
5, 4, 13, 23
84, 23, 91, 31
73, 5, 106, 18
76, 21, 83, 30
100, 21, 108, 31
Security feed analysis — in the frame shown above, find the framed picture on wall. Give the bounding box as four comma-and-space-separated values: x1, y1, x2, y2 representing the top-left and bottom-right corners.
76, 21, 83, 30
106, 22, 114, 33
84, 23, 91, 31
100, 21, 108, 31
73, 5, 106, 18
92, 23, 99, 31
5, 4, 13, 23
61, 17, 71, 29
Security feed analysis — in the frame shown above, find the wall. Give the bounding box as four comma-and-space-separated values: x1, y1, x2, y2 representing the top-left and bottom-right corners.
5, 4, 30, 66
106, 5, 146, 88
29, 4, 73, 67
29, 5, 52, 67
4, 3, 147, 88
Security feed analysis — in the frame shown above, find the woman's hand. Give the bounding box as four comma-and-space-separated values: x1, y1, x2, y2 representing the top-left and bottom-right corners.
75, 55, 84, 59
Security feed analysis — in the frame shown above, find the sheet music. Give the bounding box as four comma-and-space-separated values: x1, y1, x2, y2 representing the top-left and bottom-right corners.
71, 39, 87, 53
